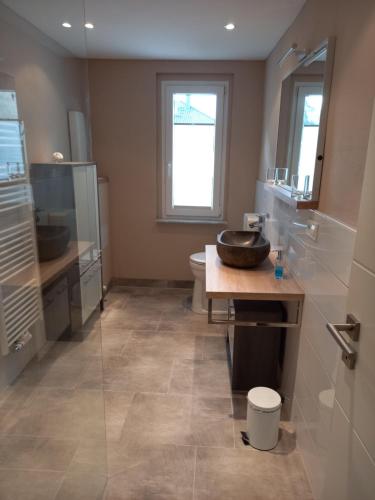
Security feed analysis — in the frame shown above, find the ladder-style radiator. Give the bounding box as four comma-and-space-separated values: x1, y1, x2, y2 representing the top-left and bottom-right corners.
0, 181, 41, 356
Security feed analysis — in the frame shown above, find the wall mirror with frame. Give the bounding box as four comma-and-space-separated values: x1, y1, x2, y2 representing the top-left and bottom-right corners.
272, 37, 335, 208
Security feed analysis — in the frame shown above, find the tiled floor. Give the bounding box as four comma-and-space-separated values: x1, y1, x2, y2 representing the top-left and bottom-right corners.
0, 286, 313, 499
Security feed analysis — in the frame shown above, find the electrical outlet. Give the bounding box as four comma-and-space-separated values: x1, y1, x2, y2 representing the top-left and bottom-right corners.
305, 221, 319, 241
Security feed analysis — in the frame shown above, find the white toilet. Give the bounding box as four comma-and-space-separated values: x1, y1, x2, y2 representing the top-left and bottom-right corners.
189, 252, 207, 314
189, 251, 227, 314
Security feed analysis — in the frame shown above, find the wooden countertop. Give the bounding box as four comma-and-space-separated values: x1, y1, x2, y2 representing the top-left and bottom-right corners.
38, 241, 93, 287
205, 245, 304, 301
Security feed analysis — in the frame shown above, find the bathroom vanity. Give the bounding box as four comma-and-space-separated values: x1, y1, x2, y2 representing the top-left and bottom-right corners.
31, 162, 103, 337
205, 245, 304, 391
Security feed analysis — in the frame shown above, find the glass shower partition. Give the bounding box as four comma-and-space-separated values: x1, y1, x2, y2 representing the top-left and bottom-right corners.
0, 77, 108, 499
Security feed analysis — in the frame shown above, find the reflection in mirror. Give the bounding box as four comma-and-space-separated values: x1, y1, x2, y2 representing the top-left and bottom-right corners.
0, 3, 107, 499
0, 73, 26, 182
275, 38, 335, 203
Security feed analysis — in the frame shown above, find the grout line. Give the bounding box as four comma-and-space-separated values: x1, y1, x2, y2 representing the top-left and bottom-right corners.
166, 358, 176, 394
192, 446, 198, 500
230, 393, 236, 449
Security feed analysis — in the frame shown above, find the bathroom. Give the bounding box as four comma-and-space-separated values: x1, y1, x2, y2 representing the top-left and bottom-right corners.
0, 0, 374, 498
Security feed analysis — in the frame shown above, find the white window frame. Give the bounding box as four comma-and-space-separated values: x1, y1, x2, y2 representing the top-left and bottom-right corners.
160, 80, 228, 222
287, 81, 323, 178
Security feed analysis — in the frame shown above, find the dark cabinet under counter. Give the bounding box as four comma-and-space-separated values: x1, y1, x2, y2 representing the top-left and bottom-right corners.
228, 300, 286, 392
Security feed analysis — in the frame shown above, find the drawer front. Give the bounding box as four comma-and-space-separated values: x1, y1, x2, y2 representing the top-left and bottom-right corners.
81, 261, 102, 325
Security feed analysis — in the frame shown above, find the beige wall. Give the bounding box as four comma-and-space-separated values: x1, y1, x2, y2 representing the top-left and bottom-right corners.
0, 13, 88, 163
89, 60, 264, 280
259, 0, 375, 227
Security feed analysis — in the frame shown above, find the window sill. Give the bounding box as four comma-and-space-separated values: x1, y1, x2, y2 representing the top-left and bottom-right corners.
156, 218, 228, 225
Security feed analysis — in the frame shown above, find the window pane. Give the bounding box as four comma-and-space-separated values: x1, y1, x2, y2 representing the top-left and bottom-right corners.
297, 94, 323, 189
172, 93, 217, 207
0, 91, 18, 120
0, 120, 25, 181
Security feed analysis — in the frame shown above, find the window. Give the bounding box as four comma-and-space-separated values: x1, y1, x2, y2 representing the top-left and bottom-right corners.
288, 82, 323, 192
0, 90, 26, 182
160, 80, 228, 221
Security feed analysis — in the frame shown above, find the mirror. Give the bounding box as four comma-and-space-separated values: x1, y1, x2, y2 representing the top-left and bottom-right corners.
274, 38, 335, 204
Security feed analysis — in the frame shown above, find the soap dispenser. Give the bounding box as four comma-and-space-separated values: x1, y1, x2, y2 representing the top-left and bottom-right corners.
274, 250, 284, 280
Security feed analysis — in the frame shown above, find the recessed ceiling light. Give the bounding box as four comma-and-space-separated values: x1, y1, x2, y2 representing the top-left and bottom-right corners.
84, 22, 95, 29
62, 22, 72, 28
224, 23, 235, 31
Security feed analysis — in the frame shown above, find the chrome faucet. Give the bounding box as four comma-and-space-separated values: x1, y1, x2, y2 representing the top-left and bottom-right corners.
248, 213, 267, 233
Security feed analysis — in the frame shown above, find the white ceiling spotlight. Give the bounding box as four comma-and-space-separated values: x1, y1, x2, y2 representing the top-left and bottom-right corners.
84, 22, 95, 29
62, 22, 72, 28
224, 23, 235, 31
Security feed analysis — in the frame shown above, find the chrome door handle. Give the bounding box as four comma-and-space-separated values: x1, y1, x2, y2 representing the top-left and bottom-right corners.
326, 314, 360, 370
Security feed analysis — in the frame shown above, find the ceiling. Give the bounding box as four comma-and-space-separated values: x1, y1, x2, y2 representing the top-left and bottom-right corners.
2, 0, 306, 59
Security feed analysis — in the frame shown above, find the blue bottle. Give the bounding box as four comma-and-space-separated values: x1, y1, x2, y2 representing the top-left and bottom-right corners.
274, 250, 284, 280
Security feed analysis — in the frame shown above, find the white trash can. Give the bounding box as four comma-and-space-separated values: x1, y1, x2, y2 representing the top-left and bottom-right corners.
247, 387, 282, 450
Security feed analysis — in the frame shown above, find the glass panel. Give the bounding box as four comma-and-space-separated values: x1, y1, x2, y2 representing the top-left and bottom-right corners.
172, 92, 217, 207
0, 91, 18, 119
0, 1, 108, 497
0, 120, 26, 181
296, 94, 323, 190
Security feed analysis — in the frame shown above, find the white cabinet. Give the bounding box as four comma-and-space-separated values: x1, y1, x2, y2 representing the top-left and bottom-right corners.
72, 164, 102, 326
73, 164, 101, 273
80, 260, 102, 325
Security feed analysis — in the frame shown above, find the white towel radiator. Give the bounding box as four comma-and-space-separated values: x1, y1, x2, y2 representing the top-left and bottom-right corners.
0, 181, 41, 355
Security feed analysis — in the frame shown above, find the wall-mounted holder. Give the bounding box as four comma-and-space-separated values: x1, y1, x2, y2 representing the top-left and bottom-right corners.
208, 298, 303, 328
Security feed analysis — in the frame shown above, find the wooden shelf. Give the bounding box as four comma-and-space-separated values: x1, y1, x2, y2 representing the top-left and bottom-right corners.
38, 241, 93, 287
205, 245, 304, 302
264, 183, 319, 210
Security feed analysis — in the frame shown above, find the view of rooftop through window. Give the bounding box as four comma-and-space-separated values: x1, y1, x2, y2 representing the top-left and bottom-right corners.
172, 92, 217, 207
0, 91, 25, 181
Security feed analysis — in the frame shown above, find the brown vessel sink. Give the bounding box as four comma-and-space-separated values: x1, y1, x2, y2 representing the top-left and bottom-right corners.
36, 225, 70, 262
216, 230, 270, 268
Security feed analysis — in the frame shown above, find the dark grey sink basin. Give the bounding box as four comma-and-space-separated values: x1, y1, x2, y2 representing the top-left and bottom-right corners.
217, 230, 270, 268
36, 225, 70, 262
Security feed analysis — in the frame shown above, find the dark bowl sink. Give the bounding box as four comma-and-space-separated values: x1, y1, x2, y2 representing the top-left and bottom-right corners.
36, 225, 70, 262
217, 230, 271, 268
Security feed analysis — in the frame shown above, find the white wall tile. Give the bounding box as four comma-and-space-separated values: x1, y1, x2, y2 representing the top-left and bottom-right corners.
307, 211, 356, 287
322, 401, 375, 500
288, 235, 348, 324
335, 262, 375, 462
353, 102, 375, 274
299, 297, 341, 384
254, 180, 356, 498
292, 398, 326, 500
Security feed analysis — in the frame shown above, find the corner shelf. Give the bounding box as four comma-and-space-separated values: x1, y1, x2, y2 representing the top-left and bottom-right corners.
264, 183, 319, 210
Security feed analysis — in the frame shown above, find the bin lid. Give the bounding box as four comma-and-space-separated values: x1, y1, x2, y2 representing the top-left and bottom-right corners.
247, 387, 282, 412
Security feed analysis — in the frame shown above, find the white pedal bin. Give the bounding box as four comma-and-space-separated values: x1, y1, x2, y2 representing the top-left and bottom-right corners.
247, 387, 282, 451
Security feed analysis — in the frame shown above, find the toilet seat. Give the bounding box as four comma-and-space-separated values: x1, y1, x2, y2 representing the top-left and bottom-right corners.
189, 252, 206, 266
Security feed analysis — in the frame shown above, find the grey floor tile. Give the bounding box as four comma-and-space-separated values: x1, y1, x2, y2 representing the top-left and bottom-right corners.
55, 463, 107, 500
198, 335, 228, 360
0, 285, 312, 500
192, 396, 233, 418
103, 355, 174, 393
169, 358, 232, 397
122, 331, 202, 360
4, 388, 106, 441
0, 436, 78, 471
120, 393, 234, 448
105, 443, 195, 498
104, 390, 134, 442
194, 446, 313, 500
0, 469, 64, 500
